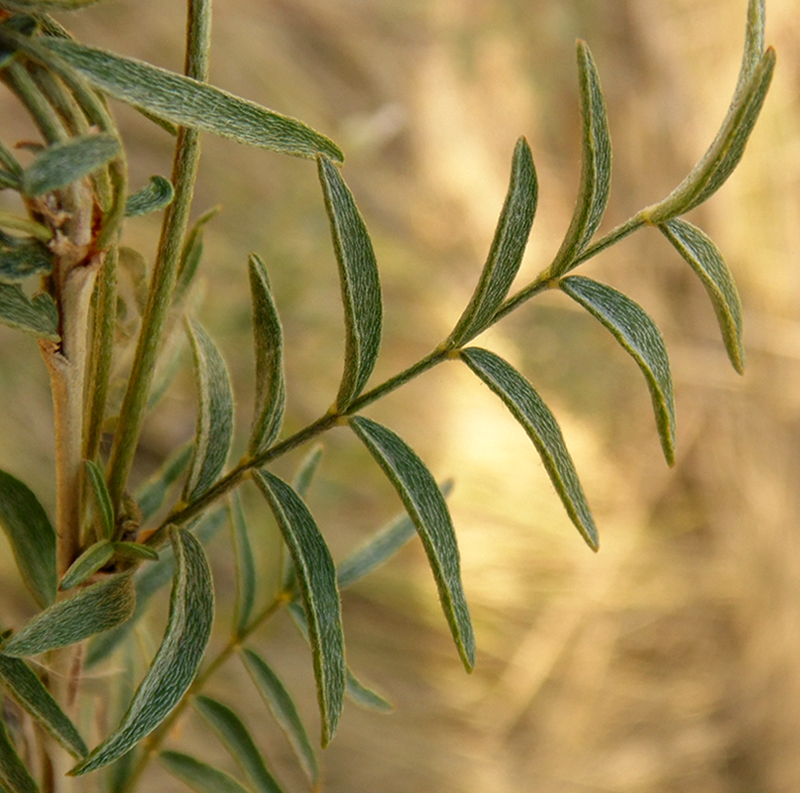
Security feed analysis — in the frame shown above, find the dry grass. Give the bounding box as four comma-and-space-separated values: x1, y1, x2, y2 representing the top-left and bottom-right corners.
1, 1, 799, 790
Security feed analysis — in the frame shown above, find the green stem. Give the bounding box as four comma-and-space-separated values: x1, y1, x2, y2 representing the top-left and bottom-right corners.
1, 59, 68, 143
105, 0, 211, 512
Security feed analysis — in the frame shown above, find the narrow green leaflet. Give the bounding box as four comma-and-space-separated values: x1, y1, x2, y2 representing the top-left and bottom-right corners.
135, 443, 193, 522
84, 509, 225, 668
0, 469, 57, 608
348, 416, 475, 670
111, 542, 159, 562
59, 540, 114, 590
0, 237, 53, 282
21, 133, 120, 197
449, 137, 538, 346
286, 601, 393, 714
85, 460, 114, 540
643, 0, 774, 222
560, 276, 676, 465
252, 471, 344, 746
2, 573, 134, 657
160, 752, 250, 793
337, 480, 454, 590
247, 253, 285, 455
230, 493, 257, 637
0, 285, 58, 340
659, 218, 744, 373
318, 156, 382, 409
42, 38, 343, 162
182, 319, 234, 502
241, 648, 318, 786
546, 41, 612, 279
71, 529, 214, 776
174, 206, 220, 306
124, 175, 174, 217
194, 696, 285, 793
0, 652, 88, 757
0, 719, 39, 793
460, 347, 599, 550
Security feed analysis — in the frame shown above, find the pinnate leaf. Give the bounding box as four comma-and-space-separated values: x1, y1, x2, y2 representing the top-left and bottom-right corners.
70, 529, 214, 776
42, 38, 343, 162
253, 471, 344, 747
460, 347, 599, 550
547, 41, 611, 278
0, 284, 58, 339
183, 318, 234, 501
561, 276, 676, 465
247, 254, 285, 455
348, 416, 475, 670
241, 648, 318, 786
449, 137, 538, 346
0, 469, 57, 608
160, 752, 250, 793
194, 695, 285, 793
124, 175, 174, 217
659, 218, 744, 373
21, 133, 120, 197
2, 573, 134, 657
0, 652, 88, 757
318, 156, 382, 409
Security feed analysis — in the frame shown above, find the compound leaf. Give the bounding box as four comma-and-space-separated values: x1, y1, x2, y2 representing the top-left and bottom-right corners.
252, 471, 344, 747
0, 285, 58, 340
547, 41, 611, 278
247, 254, 285, 455
70, 529, 214, 776
194, 696, 284, 793
124, 175, 174, 217
2, 573, 134, 657
460, 347, 598, 550
0, 652, 87, 757
348, 416, 475, 671
449, 137, 537, 346
241, 648, 318, 786
561, 276, 676, 465
42, 38, 343, 162
21, 133, 120, 197
160, 752, 250, 793
183, 318, 234, 502
0, 469, 57, 608
659, 218, 744, 373
317, 156, 382, 409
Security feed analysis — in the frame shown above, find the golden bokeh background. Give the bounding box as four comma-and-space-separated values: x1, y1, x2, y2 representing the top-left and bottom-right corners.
1, 1, 799, 791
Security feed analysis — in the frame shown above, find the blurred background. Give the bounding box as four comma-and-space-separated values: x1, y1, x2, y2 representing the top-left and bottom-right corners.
1, 0, 799, 790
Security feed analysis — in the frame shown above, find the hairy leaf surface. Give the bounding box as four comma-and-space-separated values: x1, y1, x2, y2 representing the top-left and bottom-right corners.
247, 254, 285, 455
561, 276, 676, 465
59, 540, 114, 590
160, 752, 250, 793
0, 718, 39, 793
2, 573, 134, 657
253, 471, 344, 746
183, 319, 234, 501
0, 469, 57, 607
85, 460, 114, 540
449, 137, 537, 346
230, 493, 257, 637
0, 285, 58, 339
547, 41, 611, 278
21, 133, 119, 197
0, 652, 87, 757
241, 648, 318, 786
195, 696, 284, 793
659, 218, 744, 373
71, 529, 214, 775
0, 237, 53, 283
460, 347, 599, 550
349, 416, 475, 670
124, 175, 174, 217
318, 156, 382, 409
42, 38, 343, 162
